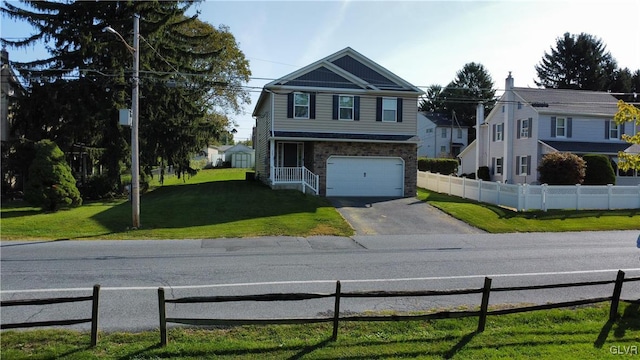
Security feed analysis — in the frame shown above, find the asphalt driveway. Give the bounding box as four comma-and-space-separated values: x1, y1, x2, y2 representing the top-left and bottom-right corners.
329, 197, 484, 235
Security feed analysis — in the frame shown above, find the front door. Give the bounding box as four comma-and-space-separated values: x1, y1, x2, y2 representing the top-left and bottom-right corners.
277, 142, 303, 167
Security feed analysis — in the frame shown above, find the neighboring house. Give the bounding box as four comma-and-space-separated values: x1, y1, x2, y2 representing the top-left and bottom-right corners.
459, 73, 640, 185
252, 47, 423, 197
1, 47, 25, 142
417, 112, 468, 158
194, 145, 220, 167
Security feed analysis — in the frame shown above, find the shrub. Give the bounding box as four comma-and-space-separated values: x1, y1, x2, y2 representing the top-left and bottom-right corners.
417, 158, 458, 175
538, 152, 585, 185
582, 154, 616, 185
477, 166, 491, 181
80, 174, 117, 200
24, 140, 82, 211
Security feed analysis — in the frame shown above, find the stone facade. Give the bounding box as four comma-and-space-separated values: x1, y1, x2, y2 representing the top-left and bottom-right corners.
308, 141, 417, 197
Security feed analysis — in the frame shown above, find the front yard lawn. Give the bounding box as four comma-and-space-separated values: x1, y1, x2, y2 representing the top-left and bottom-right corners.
0, 169, 353, 240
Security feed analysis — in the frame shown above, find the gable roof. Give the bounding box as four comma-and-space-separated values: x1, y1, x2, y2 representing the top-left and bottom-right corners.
513, 87, 619, 117
253, 48, 423, 116
265, 47, 422, 93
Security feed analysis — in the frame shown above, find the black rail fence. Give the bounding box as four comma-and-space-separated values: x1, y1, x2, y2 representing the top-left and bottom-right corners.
157, 270, 640, 346
0, 284, 100, 347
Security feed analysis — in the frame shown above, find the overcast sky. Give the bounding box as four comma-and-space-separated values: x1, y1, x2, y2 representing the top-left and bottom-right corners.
2, 0, 639, 142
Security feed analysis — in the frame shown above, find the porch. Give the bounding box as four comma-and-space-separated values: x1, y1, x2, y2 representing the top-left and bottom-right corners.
270, 141, 319, 195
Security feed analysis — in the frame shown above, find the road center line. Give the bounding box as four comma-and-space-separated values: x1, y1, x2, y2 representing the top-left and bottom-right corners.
2, 268, 639, 294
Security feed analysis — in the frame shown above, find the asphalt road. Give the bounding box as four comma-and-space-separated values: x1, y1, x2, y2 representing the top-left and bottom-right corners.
2, 231, 639, 332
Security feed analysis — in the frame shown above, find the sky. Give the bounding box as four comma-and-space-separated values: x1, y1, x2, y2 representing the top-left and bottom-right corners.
2, 0, 640, 143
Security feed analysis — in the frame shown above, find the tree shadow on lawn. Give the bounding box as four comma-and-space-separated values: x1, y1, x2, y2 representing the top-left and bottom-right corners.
90, 180, 334, 233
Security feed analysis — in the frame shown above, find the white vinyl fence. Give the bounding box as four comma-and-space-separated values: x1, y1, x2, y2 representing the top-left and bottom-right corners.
417, 171, 640, 212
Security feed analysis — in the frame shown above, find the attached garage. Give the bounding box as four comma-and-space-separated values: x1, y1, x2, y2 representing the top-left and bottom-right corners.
326, 156, 404, 197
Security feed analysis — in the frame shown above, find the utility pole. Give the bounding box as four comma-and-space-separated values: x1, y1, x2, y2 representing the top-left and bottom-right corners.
131, 15, 140, 228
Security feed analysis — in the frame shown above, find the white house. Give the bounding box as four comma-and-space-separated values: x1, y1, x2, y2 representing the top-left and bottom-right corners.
417, 112, 468, 158
459, 73, 640, 184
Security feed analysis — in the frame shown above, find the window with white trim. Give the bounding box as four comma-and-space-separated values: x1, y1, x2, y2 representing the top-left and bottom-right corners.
441, 128, 447, 138
556, 117, 566, 137
496, 123, 504, 141
426, 128, 433, 134
495, 157, 503, 174
294, 92, 309, 119
457, 128, 463, 139
520, 118, 530, 138
518, 156, 528, 175
382, 98, 397, 122
609, 120, 620, 139
338, 95, 354, 120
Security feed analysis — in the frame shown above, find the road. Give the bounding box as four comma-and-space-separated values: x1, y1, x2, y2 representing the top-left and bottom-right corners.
1, 231, 639, 332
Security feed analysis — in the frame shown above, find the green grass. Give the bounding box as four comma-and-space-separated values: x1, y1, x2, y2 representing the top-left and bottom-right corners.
2, 171, 639, 240
417, 188, 640, 233
1, 302, 638, 359
0, 168, 353, 240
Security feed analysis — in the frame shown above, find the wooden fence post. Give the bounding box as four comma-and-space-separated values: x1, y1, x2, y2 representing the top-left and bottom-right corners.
609, 270, 625, 322
158, 287, 167, 346
477, 277, 492, 333
90, 284, 100, 347
332, 281, 341, 341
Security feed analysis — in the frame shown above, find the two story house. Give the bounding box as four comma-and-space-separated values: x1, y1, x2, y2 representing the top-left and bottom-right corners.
252, 47, 423, 197
459, 73, 640, 185
417, 112, 468, 158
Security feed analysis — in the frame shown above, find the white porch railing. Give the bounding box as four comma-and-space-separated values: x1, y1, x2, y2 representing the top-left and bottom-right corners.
418, 171, 640, 212
273, 166, 319, 195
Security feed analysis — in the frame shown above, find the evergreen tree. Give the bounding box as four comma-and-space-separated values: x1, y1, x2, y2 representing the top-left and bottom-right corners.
25, 139, 82, 211
425, 63, 496, 143
535, 32, 617, 91
1, 1, 250, 188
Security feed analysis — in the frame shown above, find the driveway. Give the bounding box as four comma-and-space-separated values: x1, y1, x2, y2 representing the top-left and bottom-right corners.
329, 197, 484, 235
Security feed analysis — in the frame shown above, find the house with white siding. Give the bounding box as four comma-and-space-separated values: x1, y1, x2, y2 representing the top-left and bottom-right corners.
252, 47, 423, 196
417, 112, 468, 158
459, 73, 640, 185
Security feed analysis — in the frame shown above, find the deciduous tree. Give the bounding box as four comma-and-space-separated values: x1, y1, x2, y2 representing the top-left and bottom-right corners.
614, 100, 640, 172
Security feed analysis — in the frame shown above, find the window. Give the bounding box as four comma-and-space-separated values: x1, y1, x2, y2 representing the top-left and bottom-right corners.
520, 118, 530, 138
441, 128, 447, 138
495, 157, 503, 174
382, 98, 397, 122
338, 95, 354, 120
609, 120, 619, 139
426, 128, 433, 134
457, 128, 463, 139
518, 156, 528, 175
496, 123, 504, 141
556, 117, 566, 137
294, 92, 309, 119
440, 146, 447, 153
517, 102, 522, 110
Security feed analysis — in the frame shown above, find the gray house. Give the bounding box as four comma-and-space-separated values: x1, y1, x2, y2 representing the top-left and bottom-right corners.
459, 73, 640, 184
252, 47, 423, 197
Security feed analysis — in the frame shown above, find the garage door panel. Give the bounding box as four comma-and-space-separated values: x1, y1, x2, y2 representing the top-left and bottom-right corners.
326, 156, 403, 197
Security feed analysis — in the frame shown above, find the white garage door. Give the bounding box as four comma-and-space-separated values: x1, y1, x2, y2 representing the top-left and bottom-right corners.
326, 156, 404, 197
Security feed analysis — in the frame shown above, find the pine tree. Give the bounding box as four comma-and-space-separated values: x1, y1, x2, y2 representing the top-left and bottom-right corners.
535, 32, 617, 91
1, 1, 251, 188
